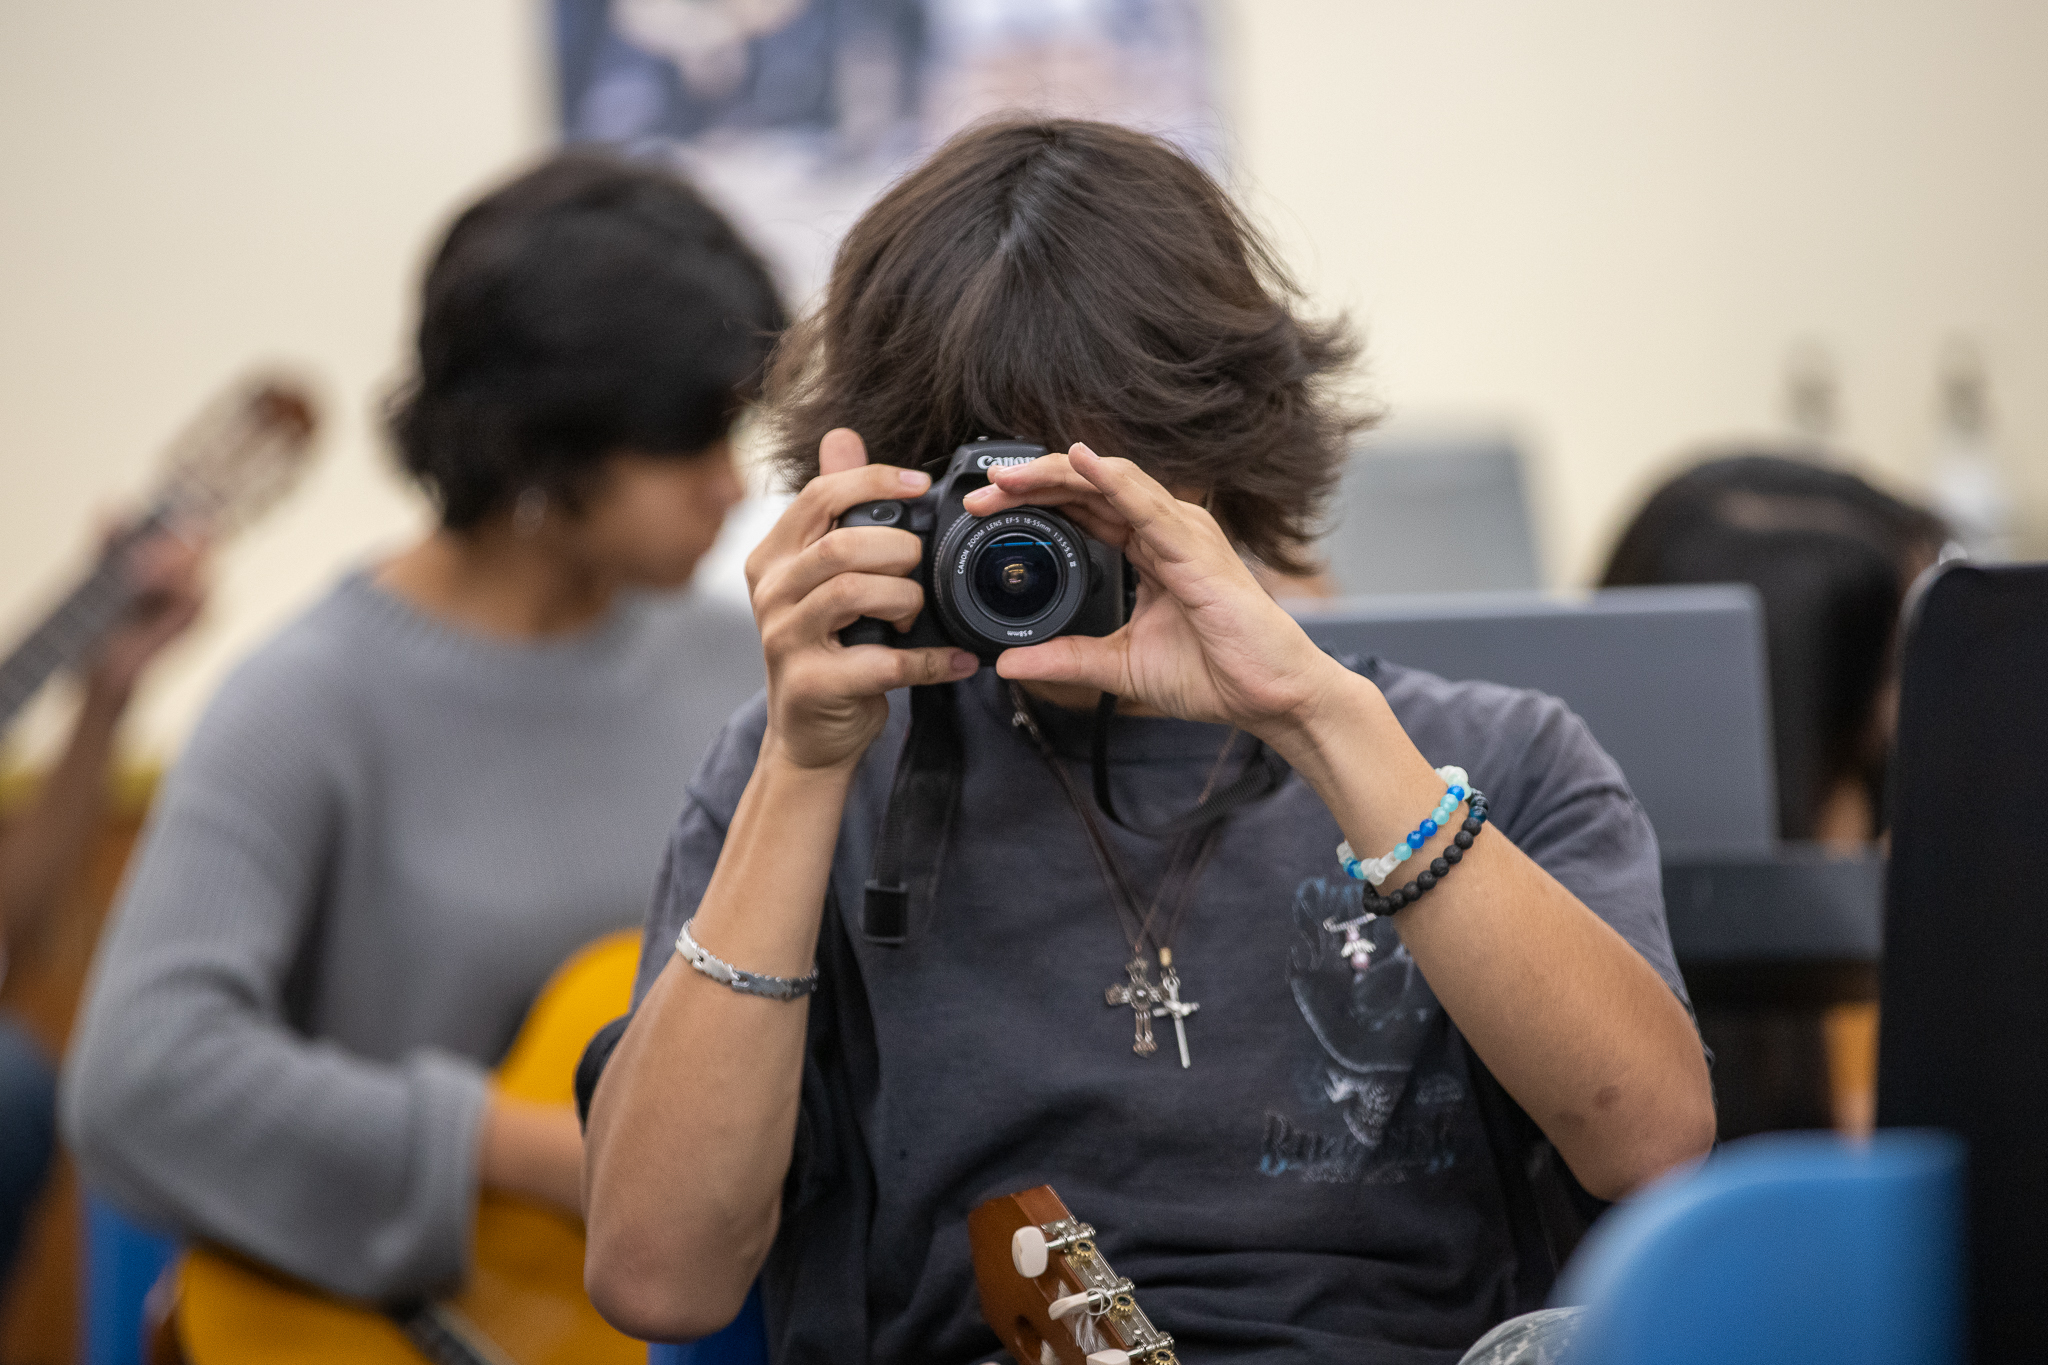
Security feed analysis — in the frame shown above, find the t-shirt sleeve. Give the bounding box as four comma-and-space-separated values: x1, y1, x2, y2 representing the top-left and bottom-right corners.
609, 690, 891, 1209
1380, 664, 1689, 1009
576, 696, 769, 1130
631, 694, 770, 1007
1480, 687, 1688, 1007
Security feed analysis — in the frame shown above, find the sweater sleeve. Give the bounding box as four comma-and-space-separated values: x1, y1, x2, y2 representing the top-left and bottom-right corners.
61, 649, 490, 1302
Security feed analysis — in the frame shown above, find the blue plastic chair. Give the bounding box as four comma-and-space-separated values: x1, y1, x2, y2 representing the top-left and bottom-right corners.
83, 1194, 181, 1365
1554, 1131, 1963, 1365
647, 1283, 767, 1365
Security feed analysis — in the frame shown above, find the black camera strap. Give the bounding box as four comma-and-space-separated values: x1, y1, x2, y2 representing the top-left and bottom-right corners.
1089, 690, 1292, 838
861, 683, 964, 945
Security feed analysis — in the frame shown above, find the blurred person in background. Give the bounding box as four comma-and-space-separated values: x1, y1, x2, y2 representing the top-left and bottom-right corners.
1602, 452, 1948, 1134
1605, 453, 1947, 848
61, 153, 783, 1303
0, 536, 204, 1282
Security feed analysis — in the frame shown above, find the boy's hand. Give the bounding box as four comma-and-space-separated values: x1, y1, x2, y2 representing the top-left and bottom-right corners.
746, 429, 978, 772
966, 444, 1356, 744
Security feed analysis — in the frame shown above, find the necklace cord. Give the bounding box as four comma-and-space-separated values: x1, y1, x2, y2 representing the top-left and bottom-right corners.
1012, 684, 1253, 961
1089, 689, 1291, 839
1011, 689, 1148, 948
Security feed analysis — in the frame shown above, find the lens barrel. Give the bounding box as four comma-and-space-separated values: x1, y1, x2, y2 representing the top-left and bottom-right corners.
933, 507, 1091, 656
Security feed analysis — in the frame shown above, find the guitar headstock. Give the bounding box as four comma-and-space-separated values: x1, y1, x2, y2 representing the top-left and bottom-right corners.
154, 372, 320, 536
968, 1185, 1179, 1365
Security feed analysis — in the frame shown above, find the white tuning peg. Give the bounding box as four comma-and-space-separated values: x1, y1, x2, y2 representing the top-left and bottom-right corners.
1049, 1291, 1091, 1322
1038, 1343, 1059, 1365
1012, 1226, 1049, 1278
1086, 1352, 1130, 1365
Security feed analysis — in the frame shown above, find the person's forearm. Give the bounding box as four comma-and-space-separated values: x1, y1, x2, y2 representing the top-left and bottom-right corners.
0, 681, 126, 953
1265, 671, 1716, 1199
480, 1091, 585, 1214
583, 739, 853, 1340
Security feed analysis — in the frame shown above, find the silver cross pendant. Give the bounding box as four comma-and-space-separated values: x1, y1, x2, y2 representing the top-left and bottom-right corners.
1150, 967, 1200, 1069
1105, 958, 1163, 1056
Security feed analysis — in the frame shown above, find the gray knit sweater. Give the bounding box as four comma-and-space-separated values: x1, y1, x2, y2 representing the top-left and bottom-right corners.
62, 569, 764, 1300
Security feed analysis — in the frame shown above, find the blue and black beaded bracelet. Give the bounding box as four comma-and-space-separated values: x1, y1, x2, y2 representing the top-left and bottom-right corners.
1361, 789, 1489, 914
1339, 765, 1470, 886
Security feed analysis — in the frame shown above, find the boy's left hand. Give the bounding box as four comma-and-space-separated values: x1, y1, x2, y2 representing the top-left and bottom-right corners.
964, 444, 1354, 742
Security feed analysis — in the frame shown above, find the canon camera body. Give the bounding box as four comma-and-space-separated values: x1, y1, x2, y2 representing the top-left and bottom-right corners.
835, 439, 1128, 662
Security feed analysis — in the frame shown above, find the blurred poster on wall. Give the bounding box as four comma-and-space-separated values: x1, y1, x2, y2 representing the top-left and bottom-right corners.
555, 0, 1221, 303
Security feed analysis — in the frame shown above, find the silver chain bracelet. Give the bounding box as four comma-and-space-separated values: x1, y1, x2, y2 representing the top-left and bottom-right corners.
675, 917, 820, 1002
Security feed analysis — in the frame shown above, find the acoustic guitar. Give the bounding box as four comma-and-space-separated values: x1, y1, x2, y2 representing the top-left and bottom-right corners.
169, 932, 646, 1365
970, 1185, 1180, 1365
0, 373, 319, 731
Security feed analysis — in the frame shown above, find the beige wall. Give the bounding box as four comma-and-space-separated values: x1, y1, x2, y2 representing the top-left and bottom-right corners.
0, 2, 548, 762
3, 1, 2043, 762
1227, 0, 2048, 582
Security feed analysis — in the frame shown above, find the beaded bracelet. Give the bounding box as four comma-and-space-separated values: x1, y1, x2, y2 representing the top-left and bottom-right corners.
1327, 785, 1490, 925
1370, 789, 1487, 911
1327, 789, 1490, 942
1338, 766, 1470, 886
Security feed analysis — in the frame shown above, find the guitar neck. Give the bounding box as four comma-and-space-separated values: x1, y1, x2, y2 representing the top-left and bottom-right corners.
0, 516, 162, 732
389, 1303, 519, 1365
0, 375, 319, 738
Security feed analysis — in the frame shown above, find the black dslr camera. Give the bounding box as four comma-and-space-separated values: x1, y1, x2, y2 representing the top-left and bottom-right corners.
836, 439, 1129, 662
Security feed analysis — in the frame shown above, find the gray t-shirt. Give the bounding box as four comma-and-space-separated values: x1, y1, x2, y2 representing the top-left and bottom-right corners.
635, 661, 1684, 1364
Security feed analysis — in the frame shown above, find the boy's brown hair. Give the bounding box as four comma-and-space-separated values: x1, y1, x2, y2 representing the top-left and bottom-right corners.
762, 119, 1368, 574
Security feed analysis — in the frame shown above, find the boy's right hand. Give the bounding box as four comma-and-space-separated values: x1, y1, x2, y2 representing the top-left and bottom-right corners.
743, 428, 978, 772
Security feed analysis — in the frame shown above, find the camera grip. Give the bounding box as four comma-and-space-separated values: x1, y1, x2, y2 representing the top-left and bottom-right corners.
839, 616, 894, 648
835, 499, 915, 650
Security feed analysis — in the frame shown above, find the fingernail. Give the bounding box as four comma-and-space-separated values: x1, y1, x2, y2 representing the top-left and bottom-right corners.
900, 469, 930, 490
952, 651, 979, 674
1071, 442, 1094, 459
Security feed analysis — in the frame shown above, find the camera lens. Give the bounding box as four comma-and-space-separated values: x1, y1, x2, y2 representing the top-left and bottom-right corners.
932, 504, 1093, 656
970, 532, 1063, 622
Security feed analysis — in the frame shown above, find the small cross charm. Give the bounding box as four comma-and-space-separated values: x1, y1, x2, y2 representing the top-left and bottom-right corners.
1150, 966, 1200, 1069
1105, 958, 1163, 1056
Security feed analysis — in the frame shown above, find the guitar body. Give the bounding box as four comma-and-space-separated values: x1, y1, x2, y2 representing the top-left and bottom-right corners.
970, 1186, 1178, 1365
174, 932, 646, 1365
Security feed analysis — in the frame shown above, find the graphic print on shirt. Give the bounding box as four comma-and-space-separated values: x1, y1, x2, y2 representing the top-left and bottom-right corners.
1259, 876, 1470, 1184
